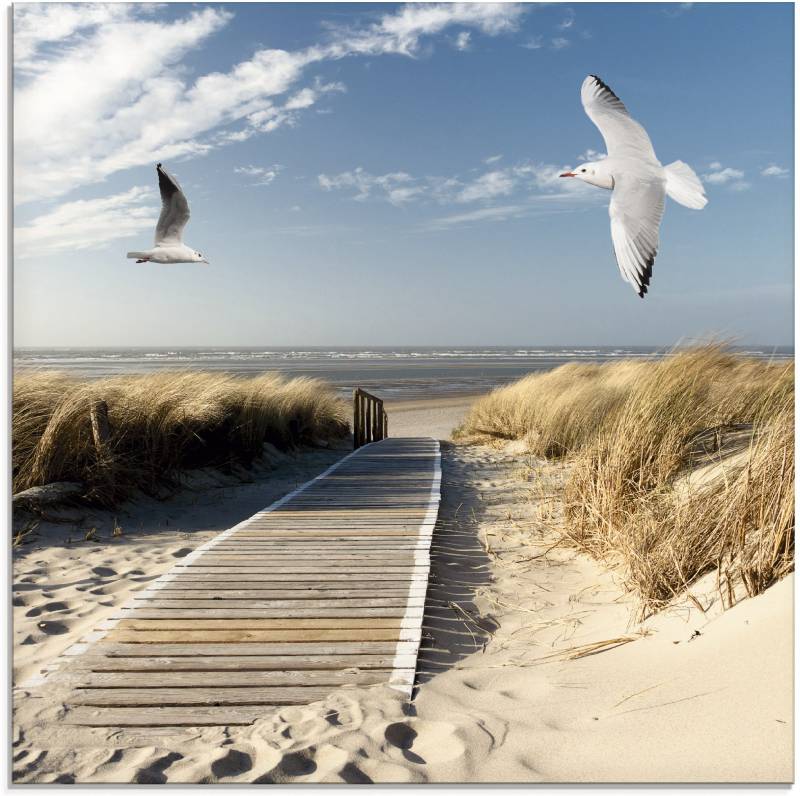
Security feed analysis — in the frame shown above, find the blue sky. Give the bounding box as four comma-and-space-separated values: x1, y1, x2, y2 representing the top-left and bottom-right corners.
13, 2, 794, 347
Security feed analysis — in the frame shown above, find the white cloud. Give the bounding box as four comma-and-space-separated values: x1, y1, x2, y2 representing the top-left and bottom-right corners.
15, 186, 158, 259
551, 37, 570, 50
456, 170, 515, 202
577, 149, 606, 162
702, 165, 745, 185
521, 36, 544, 50
428, 204, 530, 228
15, 3, 528, 206
708, 161, 722, 170
234, 164, 283, 186
484, 154, 503, 165
13, 4, 135, 73
318, 168, 420, 205
454, 31, 472, 51
557, 9, 575, 30
318, 158, 599, 217
761, 164, 789, 178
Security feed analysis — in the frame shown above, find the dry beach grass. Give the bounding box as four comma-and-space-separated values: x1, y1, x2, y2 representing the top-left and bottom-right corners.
13, 371, 349, 507
456, 345, 794, 613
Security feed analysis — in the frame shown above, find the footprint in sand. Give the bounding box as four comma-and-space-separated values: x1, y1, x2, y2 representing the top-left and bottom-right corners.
210, 748, 252, 780
36, 621, 68, 635
384, 720, 465, 765
91, 566, 117, 578
134, 752, 183, 785
171, 548, 193, 558
42, 601, 70, 612
339, 762, 374, 784
255, 751, 318, 783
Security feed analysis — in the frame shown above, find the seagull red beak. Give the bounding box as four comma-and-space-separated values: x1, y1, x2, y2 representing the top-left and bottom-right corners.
559, 171, 576, 178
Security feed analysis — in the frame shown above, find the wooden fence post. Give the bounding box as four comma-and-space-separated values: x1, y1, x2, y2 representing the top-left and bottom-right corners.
90, 400, 110, 451
353, 389, 360, 449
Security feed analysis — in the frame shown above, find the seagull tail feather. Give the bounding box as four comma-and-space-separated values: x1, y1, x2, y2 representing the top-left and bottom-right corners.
665, 161, 708, 210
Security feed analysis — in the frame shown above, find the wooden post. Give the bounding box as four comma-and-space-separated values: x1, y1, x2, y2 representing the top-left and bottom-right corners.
375, 400, 383, 441
90, 400, 110, 451
383, 411, 388, 440
353, 389, 360, 449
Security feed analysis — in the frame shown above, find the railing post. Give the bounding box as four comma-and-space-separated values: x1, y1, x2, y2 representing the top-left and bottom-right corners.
353, 389, 360, 449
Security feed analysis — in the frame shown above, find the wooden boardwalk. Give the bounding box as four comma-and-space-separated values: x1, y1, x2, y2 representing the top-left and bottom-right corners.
51, 437, 440, 727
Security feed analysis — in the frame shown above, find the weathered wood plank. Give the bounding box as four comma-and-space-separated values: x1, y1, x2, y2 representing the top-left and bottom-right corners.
65, 706, 267, 726
93, 641, 406, 656
72, 669, 409, 688
106, 628, 408, 643
112, 607, 414, 619
71, 686, 336, 707
117, 618, 405, 630
74, 654, 409, 671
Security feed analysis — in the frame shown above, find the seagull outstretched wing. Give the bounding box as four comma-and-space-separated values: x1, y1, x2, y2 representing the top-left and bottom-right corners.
581, 75, 658, 162
155, 163, 190, 246
609, 172, 665, 298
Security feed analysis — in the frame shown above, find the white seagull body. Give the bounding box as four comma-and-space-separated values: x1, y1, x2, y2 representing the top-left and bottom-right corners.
127, 163, 208, 264
561, 75, 707, 297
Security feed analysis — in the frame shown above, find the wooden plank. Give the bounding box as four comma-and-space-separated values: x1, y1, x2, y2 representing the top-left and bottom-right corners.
77, 655, 407, 672
106, 629, 407, 643
113, 608, 412, 619
131, 598, 417, 608
117, 618, 405, 630
142, 589, 418, 598
94, 641, 405, 656
162, 574, 423, 583
65, 706, 269, 726
71, 686, 337, 707
72, 669, 408, 688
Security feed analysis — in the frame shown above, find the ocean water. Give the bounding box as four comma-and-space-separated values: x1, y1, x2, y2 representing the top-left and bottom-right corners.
13, 346, 794, 401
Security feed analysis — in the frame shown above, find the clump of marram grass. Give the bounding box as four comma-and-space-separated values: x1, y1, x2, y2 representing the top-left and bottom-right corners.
454, 360, 649, 456
13, 371, 349, 506
457, 345, 794, 613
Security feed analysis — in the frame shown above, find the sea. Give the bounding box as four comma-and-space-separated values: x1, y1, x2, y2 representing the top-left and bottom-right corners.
13, 346, 794, 402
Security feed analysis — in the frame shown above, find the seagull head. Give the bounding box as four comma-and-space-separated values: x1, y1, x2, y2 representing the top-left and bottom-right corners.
193, 250, 210, 264
559, 161, 613, 190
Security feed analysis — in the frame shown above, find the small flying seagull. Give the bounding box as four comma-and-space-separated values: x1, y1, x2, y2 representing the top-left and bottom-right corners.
127, 163, 208, 264
560, 75, 707, 297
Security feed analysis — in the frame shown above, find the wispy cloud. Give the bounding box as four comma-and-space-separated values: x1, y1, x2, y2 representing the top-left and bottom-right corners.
318, 158, 600, 223
577, 149, 606, 162
663, 2, 694, 17
484, 154, 503, 165
454, 31, 472, 51
702, 163, 749, 191
551, 37, 570, 50
521, 36, 544, 50
557, 8, 575, 30
15, 3, 529, 206
761, 164, 790, 178
15, 187, 158, 259
318, 168, 422, 205
234, 164, 283, 186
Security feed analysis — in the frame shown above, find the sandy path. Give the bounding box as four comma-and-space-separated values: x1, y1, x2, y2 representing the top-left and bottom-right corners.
13, 440, 793, 783
386, 395, 479, 440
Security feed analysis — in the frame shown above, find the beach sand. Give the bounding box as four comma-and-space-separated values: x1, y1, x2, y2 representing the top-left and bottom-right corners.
12, 400, 793, 783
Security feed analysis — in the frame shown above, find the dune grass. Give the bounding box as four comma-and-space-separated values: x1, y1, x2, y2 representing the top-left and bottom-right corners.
456, 345, 794, 614
13, 371, 349, 506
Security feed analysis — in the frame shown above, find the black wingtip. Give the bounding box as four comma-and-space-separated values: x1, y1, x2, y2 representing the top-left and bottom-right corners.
156, 162, 162, 169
